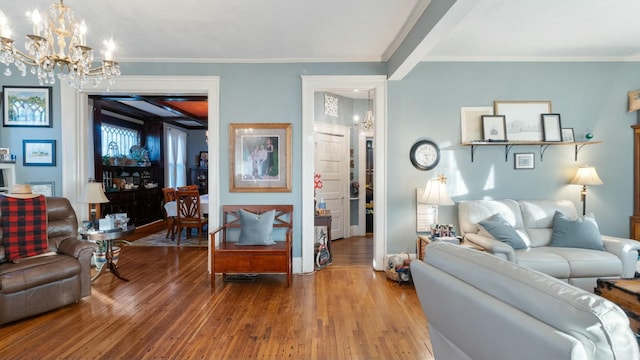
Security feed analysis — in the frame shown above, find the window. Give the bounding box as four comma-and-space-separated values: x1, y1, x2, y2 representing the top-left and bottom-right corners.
101, 123, 139, 157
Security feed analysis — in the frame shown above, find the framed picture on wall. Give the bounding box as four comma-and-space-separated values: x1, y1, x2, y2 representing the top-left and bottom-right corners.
23, 140, 56, 166
561, 128, 575, 142
229, 123, 292, 192
29, 181, 55, 197
3, 86, 52, 127
494, 100, 552, 141
514, 153, 535, 170
460, 106, 493, 143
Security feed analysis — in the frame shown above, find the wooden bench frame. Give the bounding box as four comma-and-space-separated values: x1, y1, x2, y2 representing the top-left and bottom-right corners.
210, 205, 293, 286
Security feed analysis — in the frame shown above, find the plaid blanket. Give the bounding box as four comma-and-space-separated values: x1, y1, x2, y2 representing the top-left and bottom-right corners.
0, 195, 48, 261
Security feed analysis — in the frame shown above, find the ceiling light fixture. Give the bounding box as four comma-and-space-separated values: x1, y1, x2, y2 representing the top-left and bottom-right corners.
354, 90, 374, 133
0, 1, 120, 90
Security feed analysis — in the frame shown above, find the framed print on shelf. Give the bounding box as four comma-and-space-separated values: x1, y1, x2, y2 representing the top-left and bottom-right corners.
460, 106, 493, 143
23, 140, 56, 166
541, 113, 562, 142
3, 86, 52, 127
29, 181, 55, 197
494, 100, 552, 141
514, 153, 535, 170
0, 147, 9, 161
481, 115, 507, 141
229, 123, 292, 192
561, 128, 575, 142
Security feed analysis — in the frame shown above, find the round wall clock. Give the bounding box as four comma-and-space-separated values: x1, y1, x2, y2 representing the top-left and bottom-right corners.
409, 139, 440, 171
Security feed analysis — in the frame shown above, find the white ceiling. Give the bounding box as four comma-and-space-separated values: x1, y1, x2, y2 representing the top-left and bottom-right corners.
3, 0, 640, 79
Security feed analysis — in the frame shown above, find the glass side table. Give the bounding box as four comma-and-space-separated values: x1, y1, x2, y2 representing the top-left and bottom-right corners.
80, 225, 135, 282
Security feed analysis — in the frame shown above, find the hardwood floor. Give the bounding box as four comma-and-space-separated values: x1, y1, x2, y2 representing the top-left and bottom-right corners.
0, 235, 434, 360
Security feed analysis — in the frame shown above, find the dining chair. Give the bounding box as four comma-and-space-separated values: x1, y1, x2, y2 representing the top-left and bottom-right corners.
161, 187, 177, 239
178, 184, 199, 192
175, 190, 207, 245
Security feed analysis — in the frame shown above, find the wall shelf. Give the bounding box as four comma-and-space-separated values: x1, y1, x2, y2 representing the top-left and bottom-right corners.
461, 141, 602, 162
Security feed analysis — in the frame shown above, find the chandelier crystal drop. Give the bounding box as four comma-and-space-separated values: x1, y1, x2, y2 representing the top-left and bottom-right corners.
0, 1, 120, 90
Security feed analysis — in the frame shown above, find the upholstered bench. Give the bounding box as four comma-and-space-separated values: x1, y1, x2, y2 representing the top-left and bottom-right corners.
210, 205, 293, 286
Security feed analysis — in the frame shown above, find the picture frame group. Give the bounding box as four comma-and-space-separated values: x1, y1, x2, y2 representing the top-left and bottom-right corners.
229, 123, 292, 192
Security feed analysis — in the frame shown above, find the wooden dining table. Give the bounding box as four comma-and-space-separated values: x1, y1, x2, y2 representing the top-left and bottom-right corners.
164, 194, 209, 217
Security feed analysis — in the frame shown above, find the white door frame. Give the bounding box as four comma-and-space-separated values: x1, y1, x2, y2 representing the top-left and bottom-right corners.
60, 76, 220, 273
301, 75, 387, 273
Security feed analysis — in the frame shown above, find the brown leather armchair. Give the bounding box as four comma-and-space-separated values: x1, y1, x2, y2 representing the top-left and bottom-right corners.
0, 197, 97, 325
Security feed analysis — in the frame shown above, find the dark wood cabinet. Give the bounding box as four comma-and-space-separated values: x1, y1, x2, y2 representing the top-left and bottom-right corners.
101, 188, 163, 226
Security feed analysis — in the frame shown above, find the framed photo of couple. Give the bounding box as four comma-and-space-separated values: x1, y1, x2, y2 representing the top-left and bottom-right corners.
229, 123, 292, 192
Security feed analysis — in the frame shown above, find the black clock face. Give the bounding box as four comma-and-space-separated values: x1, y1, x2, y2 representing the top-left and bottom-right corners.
410, 140, 440, 171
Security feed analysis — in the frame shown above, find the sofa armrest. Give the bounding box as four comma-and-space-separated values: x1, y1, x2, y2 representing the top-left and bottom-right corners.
602, 235, 640, 278
464, 233, 516, 262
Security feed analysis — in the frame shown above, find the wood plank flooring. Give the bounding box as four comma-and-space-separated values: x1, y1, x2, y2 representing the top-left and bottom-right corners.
0, 235, 434, 360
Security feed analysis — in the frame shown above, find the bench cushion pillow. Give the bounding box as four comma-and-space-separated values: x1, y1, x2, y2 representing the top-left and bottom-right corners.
478, 213, 527, 250
550, 211, 604, 251
238, 209, 276, 245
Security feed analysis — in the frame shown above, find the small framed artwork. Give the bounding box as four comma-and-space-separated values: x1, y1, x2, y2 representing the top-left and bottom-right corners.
0, 148, 9, 161
514, 153, 535, 170
481, 115, 507, 141
541, 113, 562, 142
561, 128, 575, 142
23, 140, 56, 166
29, 181, 55, 197
229, 123, 292, 192
199, 151, 208, 168
3, 86, 52, 127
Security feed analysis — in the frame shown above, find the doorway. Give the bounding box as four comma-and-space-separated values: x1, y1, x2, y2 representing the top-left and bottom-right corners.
60, 75, 220, 274
301, 75, 387, 274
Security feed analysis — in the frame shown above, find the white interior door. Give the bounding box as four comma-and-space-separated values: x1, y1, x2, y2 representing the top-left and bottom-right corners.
314, 123, 349, 240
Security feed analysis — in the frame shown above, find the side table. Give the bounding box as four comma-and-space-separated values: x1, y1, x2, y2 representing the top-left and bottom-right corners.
81, 225, 135, 282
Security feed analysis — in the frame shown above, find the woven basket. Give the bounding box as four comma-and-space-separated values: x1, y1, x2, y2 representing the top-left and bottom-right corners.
385, 252, 411, 282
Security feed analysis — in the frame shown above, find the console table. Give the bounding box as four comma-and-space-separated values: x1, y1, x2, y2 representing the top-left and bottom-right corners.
81, 225, 135, 281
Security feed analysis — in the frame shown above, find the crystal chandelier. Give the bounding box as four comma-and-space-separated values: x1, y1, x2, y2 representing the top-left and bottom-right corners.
354, 90, 374, 132
0, 1, 120, 90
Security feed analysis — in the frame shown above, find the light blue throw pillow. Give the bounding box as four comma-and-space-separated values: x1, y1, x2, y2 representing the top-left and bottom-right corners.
550, 211, 604, 251
238, 209, 276, 245
478, 213, 527, 250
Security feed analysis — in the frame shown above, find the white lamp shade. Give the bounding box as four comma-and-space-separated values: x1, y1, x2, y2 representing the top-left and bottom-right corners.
80, 182, 109, 204
570, 166, 603, 186
422, 179, 454, 206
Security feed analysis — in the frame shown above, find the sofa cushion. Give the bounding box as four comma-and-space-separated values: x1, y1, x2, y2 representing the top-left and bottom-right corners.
424, 242, 639, 359
542, 247, 622, 278
238, 209, 276, 245
515, 248, 571, 279
0, 195, 49, 261
0, 254, 81, 294
550, 211, 604, 251
479, 213, 527, 250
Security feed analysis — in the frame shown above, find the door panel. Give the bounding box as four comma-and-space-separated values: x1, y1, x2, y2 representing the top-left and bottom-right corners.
314, 124, 349, 240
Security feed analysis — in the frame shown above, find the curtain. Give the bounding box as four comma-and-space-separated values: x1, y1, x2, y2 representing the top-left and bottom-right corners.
166, 127, 187, 188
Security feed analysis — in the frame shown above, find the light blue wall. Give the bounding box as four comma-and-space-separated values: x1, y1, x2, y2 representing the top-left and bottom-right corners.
386, 62, 639, 253
3, 60, 639, 257
0, 77, 62, 195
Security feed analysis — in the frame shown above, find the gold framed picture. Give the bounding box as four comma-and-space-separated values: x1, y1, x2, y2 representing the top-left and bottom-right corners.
229, 123, 292, 192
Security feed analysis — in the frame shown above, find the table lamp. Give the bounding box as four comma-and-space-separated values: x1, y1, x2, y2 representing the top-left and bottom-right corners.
570, 165, 603, 215
422, 174, 454, 225
80, 181, 109, 225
